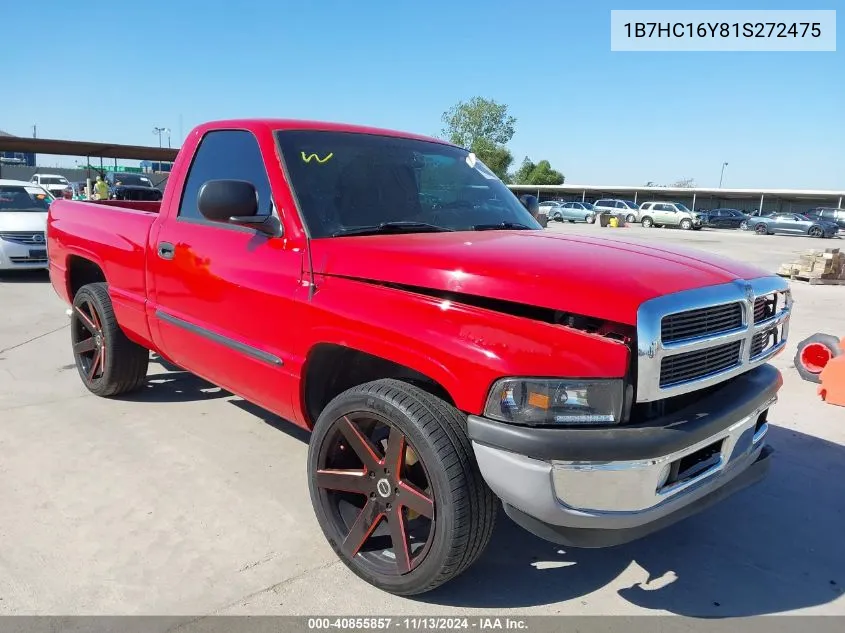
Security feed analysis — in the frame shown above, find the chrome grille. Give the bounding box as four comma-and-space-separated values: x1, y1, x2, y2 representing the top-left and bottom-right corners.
660, 340, 742, 387
661, 302, 743, 343
0, 231, 45, 245
636, 277, 792, 402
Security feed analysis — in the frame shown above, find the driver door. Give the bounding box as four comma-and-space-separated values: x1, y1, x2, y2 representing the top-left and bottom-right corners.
148, 128, 306, 422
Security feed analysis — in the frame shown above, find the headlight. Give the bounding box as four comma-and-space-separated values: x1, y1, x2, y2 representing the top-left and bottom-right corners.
483, 378, 625, 426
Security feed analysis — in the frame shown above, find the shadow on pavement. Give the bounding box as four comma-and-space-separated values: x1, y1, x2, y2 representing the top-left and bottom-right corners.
0, 270, 50, 283
122, 353, 312, 443
418, 425, 844, 616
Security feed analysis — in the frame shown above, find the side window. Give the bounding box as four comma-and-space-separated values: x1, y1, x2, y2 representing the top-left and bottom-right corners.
641, 203, 651, 210
178, 129, 273, 222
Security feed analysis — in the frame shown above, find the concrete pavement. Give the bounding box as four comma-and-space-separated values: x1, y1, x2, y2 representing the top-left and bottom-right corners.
0, 225, 843, 617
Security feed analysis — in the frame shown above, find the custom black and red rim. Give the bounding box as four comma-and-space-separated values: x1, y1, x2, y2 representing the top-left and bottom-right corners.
71, 300, 106, 383
315, 412, 435, 576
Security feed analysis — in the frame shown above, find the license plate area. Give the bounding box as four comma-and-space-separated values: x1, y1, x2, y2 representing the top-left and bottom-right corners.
29, 249, 47, 259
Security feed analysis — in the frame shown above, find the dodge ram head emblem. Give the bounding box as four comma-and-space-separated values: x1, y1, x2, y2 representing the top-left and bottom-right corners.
744, 283, 754, 304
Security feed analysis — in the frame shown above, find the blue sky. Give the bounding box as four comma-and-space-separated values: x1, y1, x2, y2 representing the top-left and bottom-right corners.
4, 0, 843, 189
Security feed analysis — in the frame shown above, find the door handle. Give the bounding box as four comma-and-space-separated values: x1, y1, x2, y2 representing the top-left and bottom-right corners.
157, 242, 175, 260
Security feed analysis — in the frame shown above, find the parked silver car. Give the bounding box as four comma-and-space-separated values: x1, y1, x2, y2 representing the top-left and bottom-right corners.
542, 201, 597, 223
592, 199, 640, 223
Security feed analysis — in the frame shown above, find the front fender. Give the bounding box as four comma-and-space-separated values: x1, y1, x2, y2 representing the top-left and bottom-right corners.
301, 275, 630, 415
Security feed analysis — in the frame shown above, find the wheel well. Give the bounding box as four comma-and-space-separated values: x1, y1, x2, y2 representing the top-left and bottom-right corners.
303, 344, 455, 427
67, 256, 106, 299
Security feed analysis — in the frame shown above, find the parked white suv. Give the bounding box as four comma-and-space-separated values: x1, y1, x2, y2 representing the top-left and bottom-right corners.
592, 199, 641, 223
638, 201, 704, 230
29, 173, 70, 198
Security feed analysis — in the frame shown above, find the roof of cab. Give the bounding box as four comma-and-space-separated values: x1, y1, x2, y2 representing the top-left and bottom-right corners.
192, 119, 458, 147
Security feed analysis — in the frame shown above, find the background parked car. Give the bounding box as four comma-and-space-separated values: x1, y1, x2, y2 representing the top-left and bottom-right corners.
639, 201, 703, 230
701, 208, 751, 229
0, 179, 53, 271
805, 207, 845, 231
744, 212, 839, 238
592, 198, 640, 223
544, 201, 596, 223
29, 173, 70, 198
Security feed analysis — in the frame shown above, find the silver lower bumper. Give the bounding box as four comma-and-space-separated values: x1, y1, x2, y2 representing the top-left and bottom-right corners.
469, 396, 773, 532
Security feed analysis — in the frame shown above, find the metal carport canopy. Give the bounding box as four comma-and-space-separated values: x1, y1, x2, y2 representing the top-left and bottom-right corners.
0, 136, 179, 162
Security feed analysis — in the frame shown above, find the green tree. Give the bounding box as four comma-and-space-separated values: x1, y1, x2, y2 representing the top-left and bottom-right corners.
511, 156, 565, 185
440, 97, 516, 148
440, 97, 516, 180
471, 138, 514, 182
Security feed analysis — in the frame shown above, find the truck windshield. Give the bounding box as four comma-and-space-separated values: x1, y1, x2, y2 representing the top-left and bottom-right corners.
0, 186, 52, 212
275, 130, 541, 237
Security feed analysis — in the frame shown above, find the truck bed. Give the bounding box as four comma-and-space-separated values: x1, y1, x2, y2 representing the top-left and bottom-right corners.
47, 198, 159, 347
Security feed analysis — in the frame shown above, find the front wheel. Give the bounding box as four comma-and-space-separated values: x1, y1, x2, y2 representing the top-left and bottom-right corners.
70, 282, 149, 397
740, 220, 748, 230
680, 219, 693, 230
307, 379, 497, 595
585, 214, 596, 224
641, 216, 654, 228
755, 223, 768, 235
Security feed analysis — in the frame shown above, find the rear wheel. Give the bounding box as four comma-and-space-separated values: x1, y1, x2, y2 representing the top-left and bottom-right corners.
809, 226, 824, 238
626, 214, 637, 223
70, 282, 149, 397
641, 216, 654, 228
307, 379, 496, 595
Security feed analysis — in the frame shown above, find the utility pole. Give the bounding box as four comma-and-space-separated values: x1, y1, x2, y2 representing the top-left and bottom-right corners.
32, 125, 37, 138
719, 162, 729, 188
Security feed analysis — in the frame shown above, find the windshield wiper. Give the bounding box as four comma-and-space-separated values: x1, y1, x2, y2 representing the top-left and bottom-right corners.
332, 221, 454, 237
472, 222, 534, 231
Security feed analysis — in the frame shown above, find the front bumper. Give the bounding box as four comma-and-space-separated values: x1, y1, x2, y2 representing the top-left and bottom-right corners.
467, 364, 781, 548
0, 240, 48, 270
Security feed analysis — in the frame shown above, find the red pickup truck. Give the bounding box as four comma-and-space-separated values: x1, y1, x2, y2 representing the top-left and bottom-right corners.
47, 119, 792, 595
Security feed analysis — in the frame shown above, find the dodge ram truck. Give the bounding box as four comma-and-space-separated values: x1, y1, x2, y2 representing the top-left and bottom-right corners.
47, 118, 792, 596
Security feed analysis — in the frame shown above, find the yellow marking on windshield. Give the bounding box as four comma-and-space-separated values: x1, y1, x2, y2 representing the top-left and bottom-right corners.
301, 151, 334, 164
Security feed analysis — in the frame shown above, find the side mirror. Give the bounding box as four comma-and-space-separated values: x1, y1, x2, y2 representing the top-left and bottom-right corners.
197, 179, 280, 237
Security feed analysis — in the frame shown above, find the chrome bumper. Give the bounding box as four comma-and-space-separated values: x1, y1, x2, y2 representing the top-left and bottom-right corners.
550, 396, 772, 513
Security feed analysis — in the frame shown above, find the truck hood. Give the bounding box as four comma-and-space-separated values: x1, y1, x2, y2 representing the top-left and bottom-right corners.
0, 211, 48, 232
310, 230, 772, 325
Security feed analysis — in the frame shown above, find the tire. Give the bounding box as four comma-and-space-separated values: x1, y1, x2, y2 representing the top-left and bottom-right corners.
641, 216, 654, 228
567, 219, 575, 223
626, 214, 637, 223
585, 215, 594, 223
809, 226, 824, 238
740, 220, 748, 230
552, 213, 562, 222
307, 379, 497, 595
794, 334, 842, 383
754, 223, 768, 235
70, 282, 149, 397
680, 219, 693, 230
